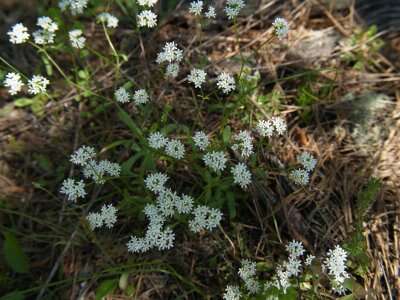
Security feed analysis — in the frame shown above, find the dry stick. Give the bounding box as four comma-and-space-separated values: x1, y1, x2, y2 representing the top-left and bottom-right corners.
36, 187, 102, 300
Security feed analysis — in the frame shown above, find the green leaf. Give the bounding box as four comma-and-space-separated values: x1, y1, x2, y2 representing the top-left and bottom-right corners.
14, 98, 34, 108
222, 126, 231, 144
0, 291, 25, 300
226, 191, 236, 219
95, 279, 118, 300
2, 231, 30, 273
117, 107, 144, 141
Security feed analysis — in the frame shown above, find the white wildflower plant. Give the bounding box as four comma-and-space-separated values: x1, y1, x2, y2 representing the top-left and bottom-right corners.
137, 10, 158, 28
28, 75, 50, 95
133, 89, 150, 105
203, 151, 228, 172
69, 29, 86, 49
4, 72, 24, 95
205, 6, 217, 19
148, 131, 168, 150
156, 41, 183, 77
187, 68, 207, 89
8, 23, 30, 44
290, 151, 317, 186
33, 16, 58, 45
87, 204, 118, 230
224, 0, 245, 20
60, 178, 86, 202
272, 17, 289, 40
59, 0, 89, 15
115, 86, 131, 103
217, 72, 236, 94
165, 139, 185, 160
137, 0, 158, 7
97, 12, 119, 28
193, 131, 210, 151
231, 162, 251, 189
189, 0, 204, 16
231, 130, 254, 159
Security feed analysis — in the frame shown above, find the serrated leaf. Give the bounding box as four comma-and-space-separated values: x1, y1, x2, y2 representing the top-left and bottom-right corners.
2, 231, 30, 273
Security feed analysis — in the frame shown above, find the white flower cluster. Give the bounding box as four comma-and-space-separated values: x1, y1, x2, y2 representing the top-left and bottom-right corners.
187, 68, 207, 89
87, 204, 118, 230
231, 130, 254, 159
189, 0, 203, 16
289, 151, 317, 186
147, 131, 185, 160
127, 172, 222, 253
59, 0, 89, 15
3, 73, 24, 95
138, 10, 157, 28
224, 0, 245, 20
156, 41, 183, 78
60, 178, 86, 202
188, 205, 222, 232
205, 6, 216, 19
138, 0, 158, 7
114, 86, 150, 105
272, 17, 289, 40
323, 245, 349, 294
223, 285, 241, 300
69, 29, 86, 49
28, 75, 50, 95
97, 12, 119, 28
256, 116, 287, 138
203, 151, 228, 172
231, 163, 251, 189
217, 72, 236, 94
8, 23, 30, 44
193, 131, 210, 151
238, 259, 260, 294
33, 16, 58, 45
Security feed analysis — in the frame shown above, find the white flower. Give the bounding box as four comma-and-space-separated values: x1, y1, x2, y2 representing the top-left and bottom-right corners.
189, 1, 203, 16
272, 17, 289, 40
156, 189, 179, 217
205, 6, 216, 18
244, 277, 260, 294
101, 204, 118, 228
193, 131, 210, 151
231, 130, 254, 159
60, 178, 86, 202
271, 116, 287, 135
305, 254, 315, 266
285, 256, 302, 277
148, 131, 168, 149
238, 259, 257, 280
256, 120, 274, 138
33, 30, 56, 45
70, 145, 96, 166
8, 23, 30, 44
165, 139, 185, 159
115, 87, 131, 103
203, 151, 228, 172
144, 204, 165, 225
37, 16, 58, 32
217, 72, 235, 94
156, 41, 183, 64
97, 12, 119, 28
231, 163, 251, 189
189, 205, 222, 232
4, 72, 24, 95
187, 68, 207, 89
297, 152, 317, 172
137, 10, 157, 28
286, 240, 305, 258
87, 212, 103, 230
28, 75, 49, 95
137, 0, 158, 7
133, 89, 150, 105
175, 194, 194, 214
323, 245, 349, 287
223, 285, 241, 300
127, 236, 150, 253
144, 172, 169, 194
59, 0, 89, 15
275, 266, 290, 293
82, 159, 121, 184
289, 168, 310, 186
224, 0, 245, 20
166, 63, 180, 78
69, 29, 86, 49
